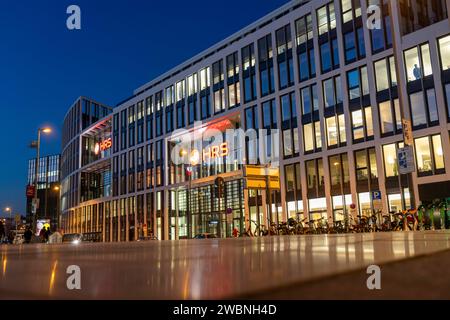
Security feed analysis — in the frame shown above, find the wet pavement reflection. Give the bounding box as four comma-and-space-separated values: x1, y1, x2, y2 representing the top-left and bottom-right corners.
1, 231, 450, 299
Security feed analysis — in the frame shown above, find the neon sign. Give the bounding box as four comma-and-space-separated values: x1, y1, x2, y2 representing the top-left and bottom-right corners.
95, 138, 112, 155
202, 142, 228, 161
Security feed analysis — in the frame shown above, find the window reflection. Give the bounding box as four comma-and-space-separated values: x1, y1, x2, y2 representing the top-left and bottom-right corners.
439, 35, 450, 71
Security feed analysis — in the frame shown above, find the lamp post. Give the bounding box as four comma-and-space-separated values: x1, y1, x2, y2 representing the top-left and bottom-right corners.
31, 127, 52, 232
4, 207, 12, 231
184, 149, 199, 239
387, 1, 416, 209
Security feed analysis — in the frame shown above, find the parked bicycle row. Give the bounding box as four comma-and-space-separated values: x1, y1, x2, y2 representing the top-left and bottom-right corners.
237, 209, 450, 237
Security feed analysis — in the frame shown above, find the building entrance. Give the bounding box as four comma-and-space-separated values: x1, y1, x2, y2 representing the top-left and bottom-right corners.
169, 179, 245, 239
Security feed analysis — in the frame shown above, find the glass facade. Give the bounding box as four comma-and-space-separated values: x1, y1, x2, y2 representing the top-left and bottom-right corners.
61, 0, 450, 241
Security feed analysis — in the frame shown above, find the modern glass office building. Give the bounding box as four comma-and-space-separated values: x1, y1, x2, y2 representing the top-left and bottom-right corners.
61, 0, 450, 241
26, 154, 61, 229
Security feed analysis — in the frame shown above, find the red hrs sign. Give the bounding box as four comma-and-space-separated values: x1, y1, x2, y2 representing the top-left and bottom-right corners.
26, 185, 35, 198
95, 138, 112, 155
202, 142, 229, 161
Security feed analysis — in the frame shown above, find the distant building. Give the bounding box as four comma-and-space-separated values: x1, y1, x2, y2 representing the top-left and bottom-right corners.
26, 154, 61, 230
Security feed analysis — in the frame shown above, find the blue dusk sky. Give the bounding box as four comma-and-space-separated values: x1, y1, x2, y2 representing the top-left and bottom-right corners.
0, 0, 289, 216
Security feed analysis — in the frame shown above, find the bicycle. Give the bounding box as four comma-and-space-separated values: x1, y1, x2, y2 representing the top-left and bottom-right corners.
242, 220, 269, 237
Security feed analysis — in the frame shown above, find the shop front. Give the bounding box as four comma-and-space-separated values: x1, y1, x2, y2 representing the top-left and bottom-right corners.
167, 115, 248, 239
168, 179, 245, 239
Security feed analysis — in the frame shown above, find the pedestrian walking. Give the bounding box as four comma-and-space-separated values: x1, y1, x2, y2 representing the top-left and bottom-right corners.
24, 226, 33, 244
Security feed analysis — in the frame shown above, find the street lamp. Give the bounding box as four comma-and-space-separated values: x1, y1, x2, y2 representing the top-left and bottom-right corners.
31, 127, 52, 232
4, 207, 12, 229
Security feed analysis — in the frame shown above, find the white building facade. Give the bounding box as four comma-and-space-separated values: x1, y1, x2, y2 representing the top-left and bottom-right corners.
61, 0, 450, 241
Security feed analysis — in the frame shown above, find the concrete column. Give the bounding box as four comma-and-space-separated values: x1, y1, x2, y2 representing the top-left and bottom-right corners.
323, 156, 333, 224
261, 187, 268, 227
279, 164, 288, 223
143, 191, 148, 237
117, 201, 121, 242
447, 0, 450, 24
134, 196, 138, 241
175, 190, 179, 240
163, 189, 169, 241
96, 204, 100, 233
244, 189, 250, 231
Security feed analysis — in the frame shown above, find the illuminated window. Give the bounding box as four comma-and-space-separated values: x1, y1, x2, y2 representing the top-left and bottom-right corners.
303, 124, 314, 152
326, 114, 346, 147
303, 121, 322, 153
315, 122, 322, 149
296, 14, 313, 46
439, 35, 450, 71
317, 2, 336, 35
199, 67, 210, 91
415, 135, 445, 176
379, 99, 401, 135
333, 194, 352, 222
404, 43, 433, 82
339, 114, 347, 144
352, 110, 364, 140
326, 117, 338, 146
351, 107, 373, 142
383, 142, 404, 178
329, 153, 350, 190
226, 52, 240, 108
187, 74, 198, 96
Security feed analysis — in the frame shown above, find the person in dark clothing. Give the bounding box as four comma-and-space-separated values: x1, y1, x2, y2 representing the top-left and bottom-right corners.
24, 227, 33, 244
39, 227, 46, 243
44, 227, 51, 243
413, 64, 422, 80
0, 221, 5, 238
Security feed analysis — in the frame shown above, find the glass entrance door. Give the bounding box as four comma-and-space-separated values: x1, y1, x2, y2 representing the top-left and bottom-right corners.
248, 189, 263, 234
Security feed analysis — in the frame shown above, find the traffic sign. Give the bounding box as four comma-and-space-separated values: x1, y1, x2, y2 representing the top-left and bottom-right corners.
398, 146, 415, 174
372, 191, 383, 211
372, 191, 382, 201
31, 198, 40, 214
